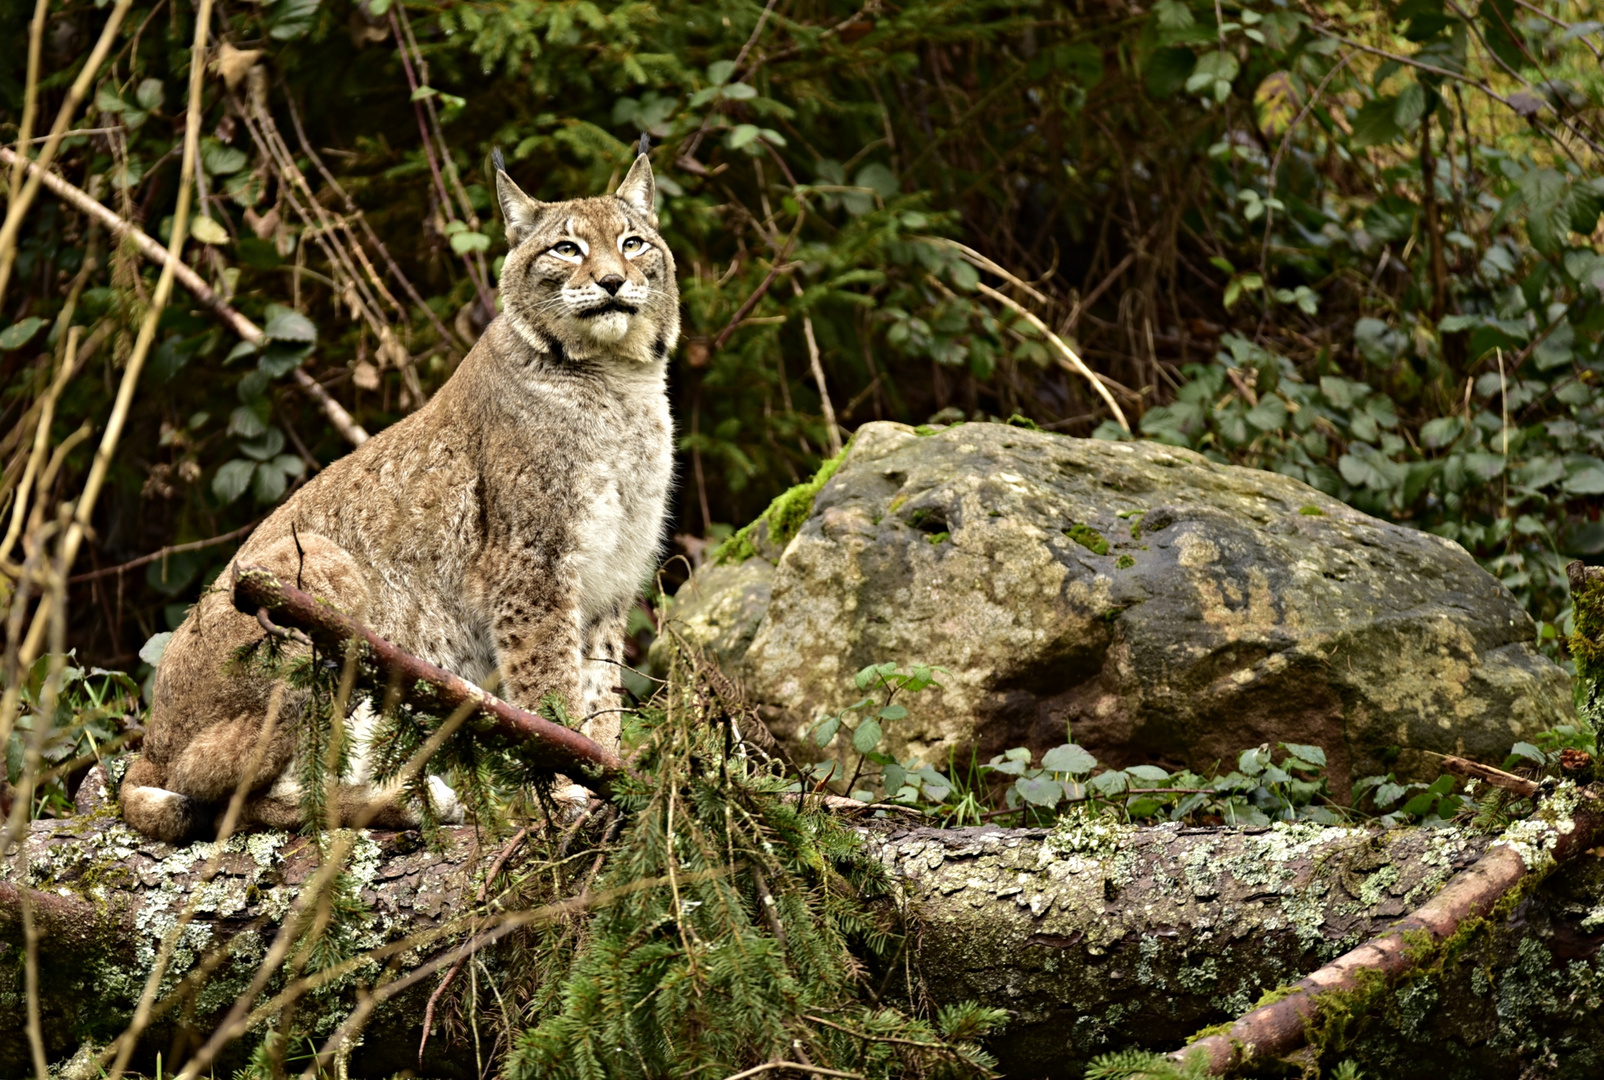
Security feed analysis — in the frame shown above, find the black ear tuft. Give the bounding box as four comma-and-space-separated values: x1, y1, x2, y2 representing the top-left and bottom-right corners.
491, 146, 507, 174
637, 132, 650, 158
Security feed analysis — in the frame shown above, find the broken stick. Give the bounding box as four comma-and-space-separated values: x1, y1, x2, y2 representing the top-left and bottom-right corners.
231, 563, 626, 788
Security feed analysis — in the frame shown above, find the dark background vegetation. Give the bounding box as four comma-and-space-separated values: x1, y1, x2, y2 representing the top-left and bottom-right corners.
3, 0, 1602, 679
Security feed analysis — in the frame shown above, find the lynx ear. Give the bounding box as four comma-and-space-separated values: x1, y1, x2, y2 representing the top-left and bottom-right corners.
614, 149, 657, 226
496, 163, 546, 248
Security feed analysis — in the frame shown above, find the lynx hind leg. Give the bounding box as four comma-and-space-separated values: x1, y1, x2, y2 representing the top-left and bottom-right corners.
121, 755, 204, 843
337, 699, 466, 827
248, 530, 371, 618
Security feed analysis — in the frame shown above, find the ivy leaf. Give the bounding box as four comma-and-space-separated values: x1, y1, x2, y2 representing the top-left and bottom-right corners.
212, 459, 256, 504
1041, 743, 1097, 774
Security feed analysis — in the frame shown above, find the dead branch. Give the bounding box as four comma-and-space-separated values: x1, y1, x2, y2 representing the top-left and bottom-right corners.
1436, 754, 1541, 799
0, 146, 369, 448
1172, 786, 1604, 1074
230, 564, 626, 788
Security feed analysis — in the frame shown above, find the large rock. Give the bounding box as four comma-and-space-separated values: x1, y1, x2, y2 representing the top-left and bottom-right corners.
659, 421, 1573, 790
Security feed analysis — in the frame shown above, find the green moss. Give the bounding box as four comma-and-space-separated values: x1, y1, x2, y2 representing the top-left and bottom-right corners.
913, 424, 939, 436
926, 531, 950, 545
1115, 554, 1136, 569
1570, 564, 1604, 725
714, 439, 854, 565
1299, 505, 1325, 516
1005, 413, 1041, 430
1065, 523, 1110, 556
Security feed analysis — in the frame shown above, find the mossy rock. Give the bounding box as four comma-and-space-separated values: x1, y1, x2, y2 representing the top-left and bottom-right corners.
657, 422, 1573, 789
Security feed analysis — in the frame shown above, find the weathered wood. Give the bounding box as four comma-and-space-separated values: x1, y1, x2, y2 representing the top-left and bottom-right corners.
8, 785, 1604, 1079
1174, 787, 1604, 1074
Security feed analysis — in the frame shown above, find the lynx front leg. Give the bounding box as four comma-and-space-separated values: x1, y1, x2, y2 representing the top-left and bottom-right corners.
579, 605, 630, 754
490, 576, 584, 722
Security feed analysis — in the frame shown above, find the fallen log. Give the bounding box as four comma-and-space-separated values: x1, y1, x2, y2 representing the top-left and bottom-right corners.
7, 781, 1604, 1079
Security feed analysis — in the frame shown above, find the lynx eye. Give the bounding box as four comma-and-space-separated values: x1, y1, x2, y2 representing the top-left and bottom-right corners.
621, 236, 645, 256
549, 240, 583, 261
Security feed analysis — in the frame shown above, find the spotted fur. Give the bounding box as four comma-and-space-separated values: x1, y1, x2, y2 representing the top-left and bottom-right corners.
121, 153, 678, 843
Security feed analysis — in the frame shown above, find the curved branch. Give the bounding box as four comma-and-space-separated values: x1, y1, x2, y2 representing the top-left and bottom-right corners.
230, 563, 626, 788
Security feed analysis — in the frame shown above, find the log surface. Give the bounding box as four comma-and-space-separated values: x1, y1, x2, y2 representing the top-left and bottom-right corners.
7, 786, 1604, 1078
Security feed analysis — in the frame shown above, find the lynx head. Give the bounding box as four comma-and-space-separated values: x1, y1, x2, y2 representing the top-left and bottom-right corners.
494, 146, 680, 365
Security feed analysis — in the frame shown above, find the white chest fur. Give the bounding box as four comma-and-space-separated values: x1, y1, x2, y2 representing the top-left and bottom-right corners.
570, 396, 673, 622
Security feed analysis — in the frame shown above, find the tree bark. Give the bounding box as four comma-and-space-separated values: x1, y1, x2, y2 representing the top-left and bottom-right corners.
7, 775, 1604, 1079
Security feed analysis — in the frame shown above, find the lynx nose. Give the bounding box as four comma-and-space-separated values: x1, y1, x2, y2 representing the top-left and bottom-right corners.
597, 273, 625, 296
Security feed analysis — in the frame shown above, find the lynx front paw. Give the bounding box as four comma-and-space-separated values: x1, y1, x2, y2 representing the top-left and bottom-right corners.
427, 775, 466, 825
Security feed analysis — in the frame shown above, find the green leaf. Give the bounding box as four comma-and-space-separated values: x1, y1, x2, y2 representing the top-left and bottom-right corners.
1088, 770, 1128, 796
1245, 396, 1287, 431
268, 0, 321, 40
1041, 743, 1098, 775
450, 230, 491, 254
238, 427, 285, 461
1392, 80, 1427, 129
877, 703, 908, 721
1126, 764, 1170, 782
0, 317, 46, 351
726, 124, 762, 150
720, 82, 758, 101
1564, 466, 1604, 495
1015, 775, 1063, 808
1351, 96, 1404, 147
139, 631, 172, 666
1519, 168, 1568, 255
1153, 0, 1194, 30
228, 404, 269, 439
253, 460, 288, 503
212, 459, 256, 504
856, 162, 900, 199
1419, 416, 1464, 448
813, 716, 841, 747
1281, 742, 1327, 767
263, 307, 317, 343
1509, 741, 1546, 764
190, 216, 230, 245
135, 78, 165, 112
852, 718, 883, 754
707, 59, 737, 86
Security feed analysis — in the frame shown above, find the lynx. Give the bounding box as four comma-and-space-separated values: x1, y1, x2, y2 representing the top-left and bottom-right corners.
121, 148, 678, 842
